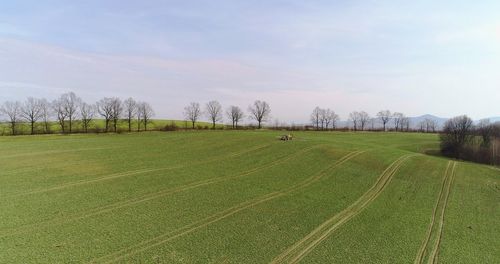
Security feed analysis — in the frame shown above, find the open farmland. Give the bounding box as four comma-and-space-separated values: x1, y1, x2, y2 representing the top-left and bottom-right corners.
0, 131, 498, 263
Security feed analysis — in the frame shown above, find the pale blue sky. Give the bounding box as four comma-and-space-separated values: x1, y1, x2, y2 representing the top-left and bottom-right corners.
1, 0, 499, 122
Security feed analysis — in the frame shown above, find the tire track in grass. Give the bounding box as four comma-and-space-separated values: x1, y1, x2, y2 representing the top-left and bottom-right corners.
0, 144, 322, 238
89, 150, 365, 264
4, 144, 271, 198
271, 154, 417, 264
428, 162, 457, 264
414, 161, 452, 264
0, 147, 121, 160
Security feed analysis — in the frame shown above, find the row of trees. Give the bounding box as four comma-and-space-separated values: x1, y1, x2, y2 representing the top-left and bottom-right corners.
309, 108, 414, 132
440, 116, 500, 165
0, 92, 154, 135
310, 107, 340, 130
183, 100, 271, 129
309, 108, 441, 132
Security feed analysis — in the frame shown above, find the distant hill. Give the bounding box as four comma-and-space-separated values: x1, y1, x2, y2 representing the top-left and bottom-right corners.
408, 114, 448, 129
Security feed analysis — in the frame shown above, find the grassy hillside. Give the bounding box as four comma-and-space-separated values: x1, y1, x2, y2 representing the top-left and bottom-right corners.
0, 131, 497, 263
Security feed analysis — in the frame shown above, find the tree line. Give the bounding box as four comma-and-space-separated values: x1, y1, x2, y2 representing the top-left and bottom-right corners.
309, 108, 437, 132
0, 92, 154, 135
182, 100, 271, 129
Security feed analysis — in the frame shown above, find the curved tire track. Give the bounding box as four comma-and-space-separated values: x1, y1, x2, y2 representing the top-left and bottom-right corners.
414, 161, 452, 264
428, 162, 457, 264
89, 150, 365, 263
271, 154, 417, 264
5, 144, 270, 198
0, 144, 321, 238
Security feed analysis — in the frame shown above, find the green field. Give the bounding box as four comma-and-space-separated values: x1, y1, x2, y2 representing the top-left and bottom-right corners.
0, 131, 498, 263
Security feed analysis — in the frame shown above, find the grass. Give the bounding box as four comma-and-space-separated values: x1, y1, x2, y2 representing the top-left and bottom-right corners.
0, 131, 498, 263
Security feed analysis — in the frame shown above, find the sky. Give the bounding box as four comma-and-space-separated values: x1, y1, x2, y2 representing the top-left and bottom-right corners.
0, 0, 499, 123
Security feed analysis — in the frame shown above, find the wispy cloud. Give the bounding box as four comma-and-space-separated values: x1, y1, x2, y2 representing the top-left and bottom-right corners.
0, 1, 499, 121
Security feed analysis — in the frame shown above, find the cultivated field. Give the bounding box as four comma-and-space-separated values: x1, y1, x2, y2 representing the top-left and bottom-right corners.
0, 131, 498, 263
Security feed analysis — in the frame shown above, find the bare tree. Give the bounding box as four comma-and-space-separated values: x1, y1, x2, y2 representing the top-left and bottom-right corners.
39, 99, 52, 133
349, 111, 360, 131
311, 107, 322, 130
248, 100, 271, 129
97, 98, 114, 132
0, 101, 21, 135
123, 98, 137, 132
359, 111, 370, 131
328, 110, 340, 129
401, 117, 410, 132
424, 118, 437, 133
205, 100, 223, 129
80, 102, 95, 133
61, 92, 81, 133
392, 112, 404, 131
377, 110, 391, 131
52, 97, 68, 133
137, 102, 154, 131
319, 108, 328, 130
184, 102, 201, 129
21, 97, 43, 135
111, 98, 122, 132
323, 109, 332, 130
226, 106, 244, 129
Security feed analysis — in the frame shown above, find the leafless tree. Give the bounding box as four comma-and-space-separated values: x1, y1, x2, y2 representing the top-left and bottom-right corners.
97, 97, 114, 132
61, 92, 81, 133
0, 101, 21, 135
377, 110, 391, 131
421, 118, 437, 133
111, 98, 122, 132
323, 109, 332, 129
319, 108, 329, 130
137, 102, 154, 131
248, 100, 271, 129
418, 120, 426, 132
80, 102, 95, 133
226, 105, 244, 129
401, 117, 410, 132
184, 102, 202, 129
40, 99, 52, 133
311, 107, 322, 130
123, 98, 137, 132
392, 112, 404, 131
205, 100, 223, 129
52, 97, 68, 133
349, 111, 360, 131
359, 111, 370, 131
21, 97, 43, 135
328, 110, 340, 129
